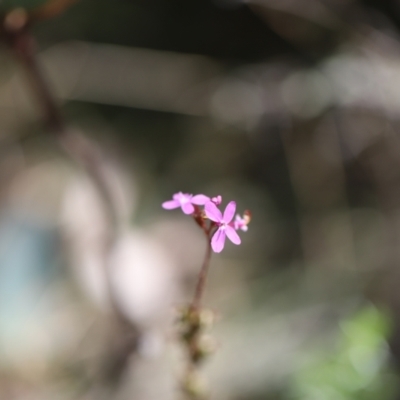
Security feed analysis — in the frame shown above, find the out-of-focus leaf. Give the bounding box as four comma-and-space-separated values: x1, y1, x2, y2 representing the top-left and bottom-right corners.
289, 306, 399, 400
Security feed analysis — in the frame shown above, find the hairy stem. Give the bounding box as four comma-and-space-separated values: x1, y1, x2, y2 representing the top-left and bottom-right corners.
191, 234, 213, 311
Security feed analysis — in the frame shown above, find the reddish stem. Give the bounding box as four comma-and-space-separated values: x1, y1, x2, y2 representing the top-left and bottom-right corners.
190, 227, 214, 311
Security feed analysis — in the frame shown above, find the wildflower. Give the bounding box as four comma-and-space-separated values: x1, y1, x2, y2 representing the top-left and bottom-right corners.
211, 196, 222, 205
162, 192, 209, 215
234, 212, 250, 232
205, 201, 241, 253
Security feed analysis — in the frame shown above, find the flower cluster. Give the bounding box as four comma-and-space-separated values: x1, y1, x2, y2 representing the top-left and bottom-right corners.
162, 192, 250, 253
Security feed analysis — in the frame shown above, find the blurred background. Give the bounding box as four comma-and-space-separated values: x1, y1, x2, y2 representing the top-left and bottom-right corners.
2, 0, 400, 399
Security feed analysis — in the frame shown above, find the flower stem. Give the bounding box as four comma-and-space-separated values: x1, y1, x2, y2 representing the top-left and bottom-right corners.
191, 234, 213, 311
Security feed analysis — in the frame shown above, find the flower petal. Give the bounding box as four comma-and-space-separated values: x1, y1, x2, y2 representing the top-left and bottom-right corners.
174, 192, 192, 202
173, 192, 183, 200
162, 199, 180, 210
211, 228, 226, 253
225, 226, 241, 245
223, 201, 236, 223
211, 195, 222, 205
181, 202, 195, 214
192, 194, 210, 205
205, 201, 222, 222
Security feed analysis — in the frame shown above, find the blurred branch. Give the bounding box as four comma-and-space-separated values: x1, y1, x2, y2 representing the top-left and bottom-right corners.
1, 9, 121, 244
0, 8, 139, 386
178, 216, 217, 399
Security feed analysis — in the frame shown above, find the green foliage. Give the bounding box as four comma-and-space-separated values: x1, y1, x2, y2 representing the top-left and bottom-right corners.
0, 0, 49, 11
289, 306, 399, 400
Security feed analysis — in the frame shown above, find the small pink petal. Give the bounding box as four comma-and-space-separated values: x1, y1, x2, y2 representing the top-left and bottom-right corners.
174, 192, 191, 202
162, 200, 180, 210
212, 196, 222, 205
192, 194, 210, 205
205, 201, 222, 222
181, 202, 195, 214
211, 228, 226, 253
173, 192, 183, 200
225, 226, 241, 245
234, 214, 247, 230
223, 201, 236, 223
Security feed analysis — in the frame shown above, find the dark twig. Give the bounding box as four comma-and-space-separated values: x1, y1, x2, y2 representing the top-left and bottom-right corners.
191, 235, 213, 311
0, 10, 139, 387
2, 15, 119, 229
177, 220, 217, 399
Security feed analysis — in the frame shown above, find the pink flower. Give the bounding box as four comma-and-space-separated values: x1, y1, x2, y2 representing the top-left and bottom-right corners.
205, 201, 241, 253
162, 192, 209, 215
234, 214, 248, 232
211, 195, 222, 205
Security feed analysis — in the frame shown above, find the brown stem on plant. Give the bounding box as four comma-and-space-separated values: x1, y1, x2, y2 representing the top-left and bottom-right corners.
179, 223, 216, 399
191, 235, 213, 311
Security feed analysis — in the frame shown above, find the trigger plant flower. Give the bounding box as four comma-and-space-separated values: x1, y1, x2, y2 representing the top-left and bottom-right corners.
162, 192, 209, 214
211, 195, 222, 205
234, 211, 251, 232
162, 191, 249, 253
161, 190, 250, 399
205, 201, 241, 253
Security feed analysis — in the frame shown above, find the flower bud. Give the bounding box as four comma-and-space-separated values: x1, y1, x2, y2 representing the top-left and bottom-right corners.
190, 334, 216, 364
181, 371, 208, 399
